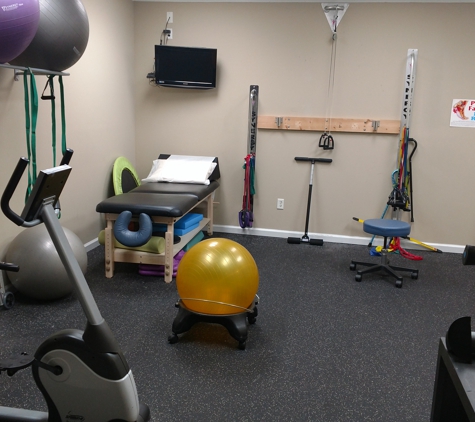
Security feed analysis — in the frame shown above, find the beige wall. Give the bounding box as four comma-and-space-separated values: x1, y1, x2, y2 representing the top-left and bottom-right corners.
0, 0, 135, 262
1, 1, 474, 274
134, 2, 475, 247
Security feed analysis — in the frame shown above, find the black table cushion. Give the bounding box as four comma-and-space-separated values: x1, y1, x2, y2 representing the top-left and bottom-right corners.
130, 180, 219, 201
96, 193, 198, 218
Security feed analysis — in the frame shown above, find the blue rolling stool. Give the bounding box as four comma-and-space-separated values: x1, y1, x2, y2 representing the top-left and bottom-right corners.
350, 219, 419, 288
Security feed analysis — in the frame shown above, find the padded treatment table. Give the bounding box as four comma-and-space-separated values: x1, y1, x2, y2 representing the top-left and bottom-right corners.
131, 180, 220, 201
96, 155, 220, 283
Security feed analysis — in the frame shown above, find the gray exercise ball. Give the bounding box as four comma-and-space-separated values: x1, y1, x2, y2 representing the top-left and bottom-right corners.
10, 0, 89, 71
5, 225, 87, 301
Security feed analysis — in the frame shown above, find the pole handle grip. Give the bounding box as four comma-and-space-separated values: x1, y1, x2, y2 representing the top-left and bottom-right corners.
295, 157, 332, 163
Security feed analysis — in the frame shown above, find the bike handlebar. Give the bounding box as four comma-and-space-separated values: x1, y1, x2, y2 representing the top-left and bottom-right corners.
1, 157, 29, 227
1, 149, 74, 227
0, 261, 19, 272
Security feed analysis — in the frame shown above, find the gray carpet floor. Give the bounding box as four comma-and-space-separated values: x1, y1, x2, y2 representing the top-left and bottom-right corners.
1, 232, 474, 421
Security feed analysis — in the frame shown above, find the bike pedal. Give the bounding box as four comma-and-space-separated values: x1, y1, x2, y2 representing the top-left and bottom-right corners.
0, 352, 34, 376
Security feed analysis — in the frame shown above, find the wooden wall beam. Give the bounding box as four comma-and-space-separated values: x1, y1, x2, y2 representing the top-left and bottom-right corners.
258, 116, 400, 134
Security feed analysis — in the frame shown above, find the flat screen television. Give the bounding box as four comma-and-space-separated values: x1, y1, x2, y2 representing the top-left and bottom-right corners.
154, 45, 217, 89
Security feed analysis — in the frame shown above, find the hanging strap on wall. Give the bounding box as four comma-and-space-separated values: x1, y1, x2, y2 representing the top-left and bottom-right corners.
59, 76, 67, 157
42, 76, 56, 164
41, 75, 67, 166
23, 68, 38, 201
23, 71, 68, 202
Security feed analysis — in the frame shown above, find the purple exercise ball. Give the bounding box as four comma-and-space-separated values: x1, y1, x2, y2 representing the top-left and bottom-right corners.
0, 0, 40, 64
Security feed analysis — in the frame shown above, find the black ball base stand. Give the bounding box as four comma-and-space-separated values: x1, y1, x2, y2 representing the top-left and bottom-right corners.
168, 298, 258, 350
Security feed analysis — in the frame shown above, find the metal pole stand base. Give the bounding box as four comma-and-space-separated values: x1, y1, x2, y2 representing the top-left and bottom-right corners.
287, 236, 323, 246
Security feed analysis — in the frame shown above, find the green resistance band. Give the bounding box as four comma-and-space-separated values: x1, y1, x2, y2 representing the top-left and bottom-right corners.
42, 75, 67, 166
23, 69, 38, 201
24, 71, 67, 202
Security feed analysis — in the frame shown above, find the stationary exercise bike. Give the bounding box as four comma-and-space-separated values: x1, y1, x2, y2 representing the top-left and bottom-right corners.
0, 152, 150, 421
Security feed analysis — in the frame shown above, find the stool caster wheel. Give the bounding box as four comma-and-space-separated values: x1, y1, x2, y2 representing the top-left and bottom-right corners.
411, 271, 418, 280
355, 274, 362, 282
168, 333, 179, 344
2, 291, 15, 309
395, 279, 403, 288
350, 263, 356, 271
238, 341, 246, 350
247, 307, 258, 325
463, 245, 475, 265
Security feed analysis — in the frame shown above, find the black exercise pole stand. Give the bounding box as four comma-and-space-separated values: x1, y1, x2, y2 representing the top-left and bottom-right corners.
287, 156, 332, 246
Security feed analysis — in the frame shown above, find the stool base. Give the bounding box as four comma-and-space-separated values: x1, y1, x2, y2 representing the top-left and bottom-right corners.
350, 252, 418, 288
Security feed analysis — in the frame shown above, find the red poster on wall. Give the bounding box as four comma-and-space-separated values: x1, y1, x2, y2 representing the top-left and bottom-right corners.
451, 99, 475, 127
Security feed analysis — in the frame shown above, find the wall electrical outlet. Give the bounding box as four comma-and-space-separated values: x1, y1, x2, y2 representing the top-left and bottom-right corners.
167, 12, 173, 23
167, 28, 173, 40
277, 198, 284, 210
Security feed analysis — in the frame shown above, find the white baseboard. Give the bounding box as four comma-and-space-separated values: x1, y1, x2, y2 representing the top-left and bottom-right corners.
84, 238, 99, 252
212, 225, 465, 254
84, 227, 465, 254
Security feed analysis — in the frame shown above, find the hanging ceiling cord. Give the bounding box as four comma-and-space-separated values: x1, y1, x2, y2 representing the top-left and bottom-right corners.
320, 7, 342, 151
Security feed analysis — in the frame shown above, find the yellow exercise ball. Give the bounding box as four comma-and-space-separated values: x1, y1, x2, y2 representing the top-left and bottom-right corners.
176, 238, 259, 315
